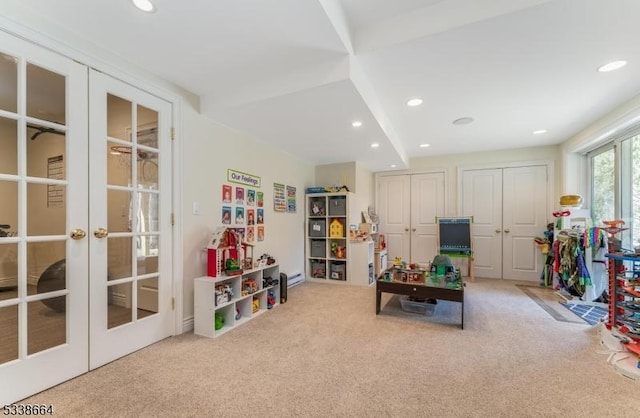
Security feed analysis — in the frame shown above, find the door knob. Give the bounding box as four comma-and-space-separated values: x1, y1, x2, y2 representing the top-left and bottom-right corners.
70, 229, 86, 240
412, 228, 416, 232
405, 228, 409, 232
495, 229, 501, 233
94, 227, 109, 238
504, 229, 510, 233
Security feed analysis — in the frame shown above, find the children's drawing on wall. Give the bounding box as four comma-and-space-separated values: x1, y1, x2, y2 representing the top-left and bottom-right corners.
257, 191, 264, 207
246, 189, 255, 206
247, 226, 255, 243
222, 184, 232, 203
247, 209, 255, 225
257, 226, 264, 242
235, 207, 245, 224
257, 208, 264, 224
235, 228, 245, 241
221, 206, 231, 225
235, 187, 245, 205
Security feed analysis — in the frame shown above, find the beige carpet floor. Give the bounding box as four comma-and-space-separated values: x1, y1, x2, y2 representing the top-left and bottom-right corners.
22, 278, 640, 417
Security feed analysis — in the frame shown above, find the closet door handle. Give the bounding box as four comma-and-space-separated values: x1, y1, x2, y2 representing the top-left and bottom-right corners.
405, 228, 409, 232
412, 228, 416, 232
495, 229, 501, 233
504, 229, 510, 233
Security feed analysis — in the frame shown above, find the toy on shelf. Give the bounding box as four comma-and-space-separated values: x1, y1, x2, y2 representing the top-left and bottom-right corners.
329, 218, 344, 238
267, 290, 276, 309
214, 312, 224, 330
242, 278, 258, 296
215, 284, 234, 306
330, 241, 346, 259
207, 227, 251, 277
252, 296, 260, 313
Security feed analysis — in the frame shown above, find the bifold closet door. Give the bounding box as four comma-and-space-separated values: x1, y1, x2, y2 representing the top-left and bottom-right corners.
377, 172, 445, 267
0, 31, 89, 405
462, 165, 548, 281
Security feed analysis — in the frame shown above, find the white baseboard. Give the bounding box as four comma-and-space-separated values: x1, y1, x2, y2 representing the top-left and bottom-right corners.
182, 315, 194, 333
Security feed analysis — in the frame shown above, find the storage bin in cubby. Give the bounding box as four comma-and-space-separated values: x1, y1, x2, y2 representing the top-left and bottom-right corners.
328, 196, 346, 216
310, 239, 326, 258
309, 219, 326, 237
311, 260, 326, 278
329, 261, 346, 281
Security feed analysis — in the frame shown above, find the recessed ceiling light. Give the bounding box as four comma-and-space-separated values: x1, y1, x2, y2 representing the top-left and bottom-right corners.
407, 98, 423, 107
352, 121, 362, 128
533, 129, 547, 135
419, 143, 430, 148
452, 117, 474, 125
598, 60, 627, 72
132, 0, 156, 13
371, 143, 379, 148
390, 164, 397, 168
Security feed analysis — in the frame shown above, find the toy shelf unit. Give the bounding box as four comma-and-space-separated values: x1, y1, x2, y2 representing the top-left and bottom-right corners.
350, 240, 375, 286
194, 264, 280, 338
605, 253, 640, 341
306, 191, 365, 285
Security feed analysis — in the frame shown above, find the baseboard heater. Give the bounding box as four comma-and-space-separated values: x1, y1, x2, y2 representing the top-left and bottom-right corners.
287, 272, 304, 287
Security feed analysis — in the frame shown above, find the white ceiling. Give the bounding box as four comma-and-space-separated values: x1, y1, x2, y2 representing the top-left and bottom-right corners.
5, 0, 640, 172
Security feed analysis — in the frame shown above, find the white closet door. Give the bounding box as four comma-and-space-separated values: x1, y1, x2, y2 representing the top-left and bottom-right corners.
502, 165, 548, 281
411, 172, 445, 266
377, 175, 411, 265
0, 31, 89, 405
88, 70, 173, 369
462, 165, 548, 281
462, 169, 503, 279
377, 172, 445, 267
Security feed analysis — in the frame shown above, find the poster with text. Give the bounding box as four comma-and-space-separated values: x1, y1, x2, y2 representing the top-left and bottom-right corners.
273, 183, 286, 212
286, 185, 296, 213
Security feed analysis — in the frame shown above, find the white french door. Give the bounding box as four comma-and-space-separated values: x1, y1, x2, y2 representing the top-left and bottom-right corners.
0, 30, 89, 404
0, 33, 174, 404
377, 172, 446, 267
88, 70, 173, 369
461, 165, 549, 281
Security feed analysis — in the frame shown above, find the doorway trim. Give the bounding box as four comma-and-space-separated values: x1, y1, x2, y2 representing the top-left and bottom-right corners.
0, 15, 184, 335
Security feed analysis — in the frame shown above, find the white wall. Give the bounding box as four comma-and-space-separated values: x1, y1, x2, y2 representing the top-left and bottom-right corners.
181, 108, 315, 322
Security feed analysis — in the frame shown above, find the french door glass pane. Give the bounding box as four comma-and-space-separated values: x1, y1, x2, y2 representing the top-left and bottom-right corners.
27, 242, 66, 296
107, 282, 132, 329
0, 117, 17, 175
0, 304, 19, 365
27, 297, 66, 355
0, 52, 18, 113
26, 63, 66, 125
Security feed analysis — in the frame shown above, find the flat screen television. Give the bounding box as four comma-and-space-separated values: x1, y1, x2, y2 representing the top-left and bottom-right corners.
437, 217, 472, 255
